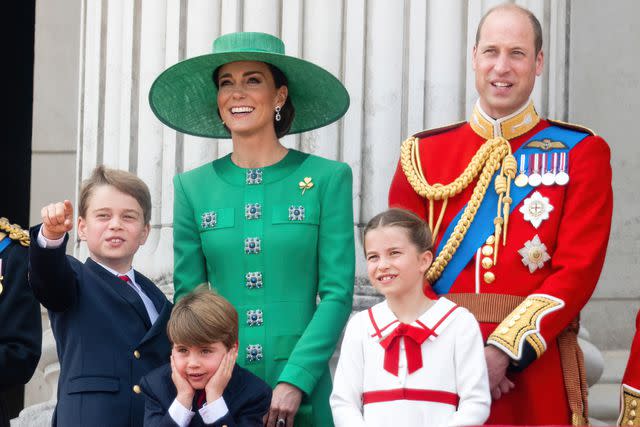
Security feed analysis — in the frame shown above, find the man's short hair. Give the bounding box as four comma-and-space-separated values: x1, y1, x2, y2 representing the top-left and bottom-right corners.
475, 4, 543, 55
79, 165, 152, 224
167, 286, 238, 350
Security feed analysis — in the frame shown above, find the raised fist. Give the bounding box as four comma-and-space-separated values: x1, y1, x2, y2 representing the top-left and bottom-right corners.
41, 200, 74, 240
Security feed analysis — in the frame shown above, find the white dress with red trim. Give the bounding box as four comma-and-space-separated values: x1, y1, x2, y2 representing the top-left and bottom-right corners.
330, 297, 490, 427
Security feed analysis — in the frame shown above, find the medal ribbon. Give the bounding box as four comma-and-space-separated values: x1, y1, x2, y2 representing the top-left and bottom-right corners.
0, 237, 11, 254
532, 153, 540, 174
379, 323, 434, 376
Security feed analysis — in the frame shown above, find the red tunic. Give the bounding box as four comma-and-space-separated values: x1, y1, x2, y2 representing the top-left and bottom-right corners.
388, 103, 613, 425
619, 310, 640, 426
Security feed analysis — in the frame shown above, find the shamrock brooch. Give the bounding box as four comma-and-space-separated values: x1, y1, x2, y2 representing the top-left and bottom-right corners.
299, 177, 314, 195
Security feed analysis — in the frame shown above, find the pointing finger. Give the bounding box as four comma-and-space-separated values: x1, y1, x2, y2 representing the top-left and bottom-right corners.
63, 200, 74, 226
55, 202, 67, 225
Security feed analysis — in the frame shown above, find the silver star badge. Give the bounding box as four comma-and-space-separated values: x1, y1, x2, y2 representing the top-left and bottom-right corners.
518, 234, 551, 273
519, 191, 554, 229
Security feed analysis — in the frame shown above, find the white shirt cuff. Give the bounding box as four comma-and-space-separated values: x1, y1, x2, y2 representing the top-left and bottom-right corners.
168, 398, 195, 427
200, 396, 229, 424
36, 227, 65, 249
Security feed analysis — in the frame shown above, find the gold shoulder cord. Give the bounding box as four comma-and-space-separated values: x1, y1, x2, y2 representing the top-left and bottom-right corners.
0, 217, 30, 247
400, 136, 516, 284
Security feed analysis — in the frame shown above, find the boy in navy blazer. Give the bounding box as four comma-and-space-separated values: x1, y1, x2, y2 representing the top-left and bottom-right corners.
140, 286, 271, 426
29, 166, 172, 426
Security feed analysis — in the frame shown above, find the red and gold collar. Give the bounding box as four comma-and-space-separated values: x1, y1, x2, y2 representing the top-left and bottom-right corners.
470, 100, 540, 140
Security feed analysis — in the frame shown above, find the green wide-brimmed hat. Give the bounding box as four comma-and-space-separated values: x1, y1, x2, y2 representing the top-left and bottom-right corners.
149, 32, 350, 139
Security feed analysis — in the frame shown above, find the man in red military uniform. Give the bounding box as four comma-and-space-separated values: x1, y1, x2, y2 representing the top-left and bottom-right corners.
619, 310, 640, 426
389, 4, 613, 425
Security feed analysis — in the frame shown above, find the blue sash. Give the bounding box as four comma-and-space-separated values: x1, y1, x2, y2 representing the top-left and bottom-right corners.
0, 236, 11, 254
432, 126, 589, 295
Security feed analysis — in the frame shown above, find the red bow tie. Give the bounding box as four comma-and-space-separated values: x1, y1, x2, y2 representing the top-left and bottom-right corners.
379, 323, 434, 376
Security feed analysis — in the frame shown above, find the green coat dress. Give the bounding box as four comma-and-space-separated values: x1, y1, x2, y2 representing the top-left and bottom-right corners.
173, 149, 355, 426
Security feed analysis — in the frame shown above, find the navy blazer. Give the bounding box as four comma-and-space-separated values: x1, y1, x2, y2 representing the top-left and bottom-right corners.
29, 225, 172, 427
1, 237, 42, 427
140, 363, 271, 427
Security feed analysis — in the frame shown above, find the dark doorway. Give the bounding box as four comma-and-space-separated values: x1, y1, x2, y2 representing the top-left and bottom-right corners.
1, 0, 35, 229
0, 0, 36, 423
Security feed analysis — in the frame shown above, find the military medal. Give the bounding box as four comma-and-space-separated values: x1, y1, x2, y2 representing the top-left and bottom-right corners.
555, 152, 569, 185
541, 153, 555, 186
548, 152, 559, 185
528, 154, 542, 187
514, 154, 529, 187
518, 234, 551, 273
519, 191, 554, 228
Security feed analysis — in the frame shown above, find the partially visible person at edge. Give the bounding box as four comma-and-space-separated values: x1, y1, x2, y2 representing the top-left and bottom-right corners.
149, 32, 354, 426
388, 4, 612, 425
0, 218, 41, 427
618, 310, 640, 426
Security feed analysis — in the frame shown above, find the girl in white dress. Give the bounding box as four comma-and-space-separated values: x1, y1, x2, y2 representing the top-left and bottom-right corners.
330, 208, 490, 427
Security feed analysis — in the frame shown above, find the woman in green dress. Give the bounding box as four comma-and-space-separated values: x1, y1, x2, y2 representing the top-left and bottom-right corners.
149, 32, 355, 426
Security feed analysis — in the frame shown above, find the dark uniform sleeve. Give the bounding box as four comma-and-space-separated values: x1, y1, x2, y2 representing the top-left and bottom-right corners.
219, 377, 272, 427
140, 374, 181, 427
0, 241, 42, 387
28, 225, 79, 312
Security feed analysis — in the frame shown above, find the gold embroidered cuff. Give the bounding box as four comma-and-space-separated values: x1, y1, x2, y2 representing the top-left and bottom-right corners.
486, 294, 564, 361
619, 384, 640, 426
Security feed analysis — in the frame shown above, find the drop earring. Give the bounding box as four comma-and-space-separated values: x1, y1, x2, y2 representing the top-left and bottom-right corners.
275, 106, 281, 122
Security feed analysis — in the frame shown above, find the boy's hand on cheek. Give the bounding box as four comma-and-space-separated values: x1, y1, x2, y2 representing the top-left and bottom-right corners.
41, 200, 74, 240
205, 346, 238, 403
171, 355, 195, 409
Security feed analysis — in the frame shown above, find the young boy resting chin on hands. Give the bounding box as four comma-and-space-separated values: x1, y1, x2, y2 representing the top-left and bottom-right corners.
141, 286, 271, 426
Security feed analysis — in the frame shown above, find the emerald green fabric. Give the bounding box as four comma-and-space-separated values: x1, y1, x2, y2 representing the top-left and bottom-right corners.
172, 149, 355, 426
